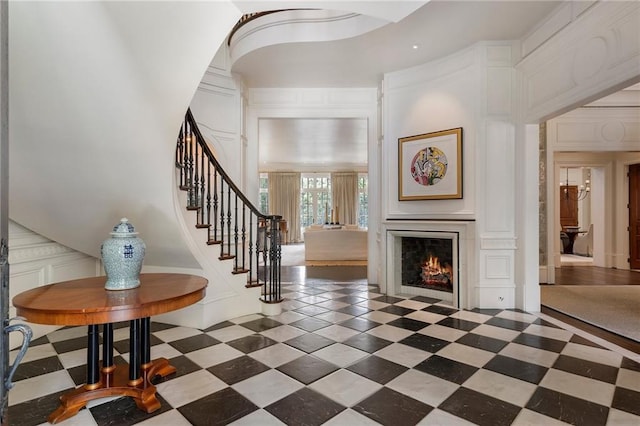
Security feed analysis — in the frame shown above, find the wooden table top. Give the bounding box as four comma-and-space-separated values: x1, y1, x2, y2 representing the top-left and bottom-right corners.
12, 273, 208, 326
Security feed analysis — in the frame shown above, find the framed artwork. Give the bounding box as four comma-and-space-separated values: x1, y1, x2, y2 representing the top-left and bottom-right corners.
398, 127, 463, 200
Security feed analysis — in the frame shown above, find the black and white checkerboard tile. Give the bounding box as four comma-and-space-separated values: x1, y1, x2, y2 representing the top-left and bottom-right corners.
9, 277, 640, 426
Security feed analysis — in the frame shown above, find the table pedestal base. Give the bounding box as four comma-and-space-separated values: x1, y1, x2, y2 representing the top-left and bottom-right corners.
48, 358, 176, 424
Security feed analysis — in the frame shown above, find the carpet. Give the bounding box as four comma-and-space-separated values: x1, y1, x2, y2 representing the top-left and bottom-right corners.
305, 260, 368, 267
540, 285, 640, 342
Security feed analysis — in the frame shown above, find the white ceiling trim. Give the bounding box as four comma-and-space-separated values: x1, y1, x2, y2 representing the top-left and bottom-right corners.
231, 1, 428, 22
229, 9, 390, 66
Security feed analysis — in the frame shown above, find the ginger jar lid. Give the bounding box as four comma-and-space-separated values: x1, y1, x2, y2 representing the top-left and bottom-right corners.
110, 218, 139, 237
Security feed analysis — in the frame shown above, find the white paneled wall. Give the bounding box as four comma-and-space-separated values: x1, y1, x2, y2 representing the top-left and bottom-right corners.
381, 1, 640, 310
382, 41, 518, 310
190, 44, 244, 186
8, 221, 101, 349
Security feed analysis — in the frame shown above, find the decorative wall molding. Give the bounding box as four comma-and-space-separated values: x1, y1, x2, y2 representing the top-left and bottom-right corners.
482, 120, 515, 234
383, 40, 521, 309
480, 237, 517, 250
385, 46, 476, 91
209, 43, 231, 73
9, 220, 97, 265
191, 51, 242, 184
518, 2, 640, 122
249, 88, 377, 108
8, 221, 101, 348
486, 68, 513, 116
229, 9, 393, 66
586, 86, 640, 106
546, 108, 640, 151
484, 255, 511, 279
520, 1, 595, 59
199, 66, 237, 94
9, 243, 76, 264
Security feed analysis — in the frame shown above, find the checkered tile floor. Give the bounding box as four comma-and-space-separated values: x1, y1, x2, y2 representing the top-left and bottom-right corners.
9, 268, 640, 425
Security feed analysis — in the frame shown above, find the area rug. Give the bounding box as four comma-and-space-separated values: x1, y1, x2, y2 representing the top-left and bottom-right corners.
540, 285, 640, 342
305, 260, 368, 267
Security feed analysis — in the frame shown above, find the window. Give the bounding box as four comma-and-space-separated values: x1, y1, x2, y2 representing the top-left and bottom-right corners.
260, 172, 368, 232
259, 173, 269, 214
300, 174, 331, 228
358, 174, 368, 228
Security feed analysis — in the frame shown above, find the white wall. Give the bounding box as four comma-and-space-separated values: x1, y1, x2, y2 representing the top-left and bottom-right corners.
9, 1, 241, 268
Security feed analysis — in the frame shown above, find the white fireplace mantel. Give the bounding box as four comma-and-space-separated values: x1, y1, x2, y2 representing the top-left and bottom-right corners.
382, 220, 476, 309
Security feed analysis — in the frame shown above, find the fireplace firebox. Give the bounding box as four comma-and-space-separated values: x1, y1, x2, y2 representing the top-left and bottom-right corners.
388, 230, 459, 306
401, 237, 454, 293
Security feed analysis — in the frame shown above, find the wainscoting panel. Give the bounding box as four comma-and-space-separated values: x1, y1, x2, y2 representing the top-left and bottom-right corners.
8, 221, 101, 348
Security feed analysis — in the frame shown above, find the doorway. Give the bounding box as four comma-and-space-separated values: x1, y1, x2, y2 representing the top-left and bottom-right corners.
553, 162, 606, 271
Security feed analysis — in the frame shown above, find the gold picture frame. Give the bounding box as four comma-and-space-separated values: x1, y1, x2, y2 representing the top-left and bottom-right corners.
398, 127, 463, 200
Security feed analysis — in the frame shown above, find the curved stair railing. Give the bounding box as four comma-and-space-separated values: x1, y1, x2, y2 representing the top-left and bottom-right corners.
176, 109, 282, 305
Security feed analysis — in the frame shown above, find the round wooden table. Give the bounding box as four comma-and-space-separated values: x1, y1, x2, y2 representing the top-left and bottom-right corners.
12, 273, 207, 424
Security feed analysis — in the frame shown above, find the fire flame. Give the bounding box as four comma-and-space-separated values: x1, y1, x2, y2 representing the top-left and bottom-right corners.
421, 255, 452, 287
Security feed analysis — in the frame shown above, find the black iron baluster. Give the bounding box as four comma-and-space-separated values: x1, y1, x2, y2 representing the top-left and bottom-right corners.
182, 123, 190, 191
206, 160, 212, 235
248, 213, 255, 284
187, 130, 195, 207
199, 141, 206, 224
260, 218, 265, 286
192, 138, 200, 214
219, 180, 225, 258
212, 169, 219, 242
226, 184, 232, 258
176, 125, 185, 188
234, 194, 239, 270
241, 205, 246, 272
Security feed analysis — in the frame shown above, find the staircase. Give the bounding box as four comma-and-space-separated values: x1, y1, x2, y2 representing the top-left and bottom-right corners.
171, 109, 283, 324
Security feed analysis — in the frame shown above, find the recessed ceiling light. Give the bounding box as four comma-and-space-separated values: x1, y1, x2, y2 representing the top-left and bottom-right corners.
412, 44, 419, 50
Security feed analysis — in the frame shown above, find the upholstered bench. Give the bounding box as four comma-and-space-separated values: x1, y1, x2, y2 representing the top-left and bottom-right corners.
303, 226, 368, 261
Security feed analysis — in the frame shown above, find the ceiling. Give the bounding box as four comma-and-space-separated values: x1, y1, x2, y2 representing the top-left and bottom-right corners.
232, 1, 563, 88
258, 118, 368, 172
230, 1, 565, 171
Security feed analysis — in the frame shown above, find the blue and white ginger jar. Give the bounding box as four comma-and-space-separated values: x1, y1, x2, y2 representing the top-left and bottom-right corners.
101, 218, 146, 290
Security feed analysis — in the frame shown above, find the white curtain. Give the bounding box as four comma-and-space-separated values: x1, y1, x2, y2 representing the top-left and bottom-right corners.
331, 172, 358, 226
268, 172, 301, 242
